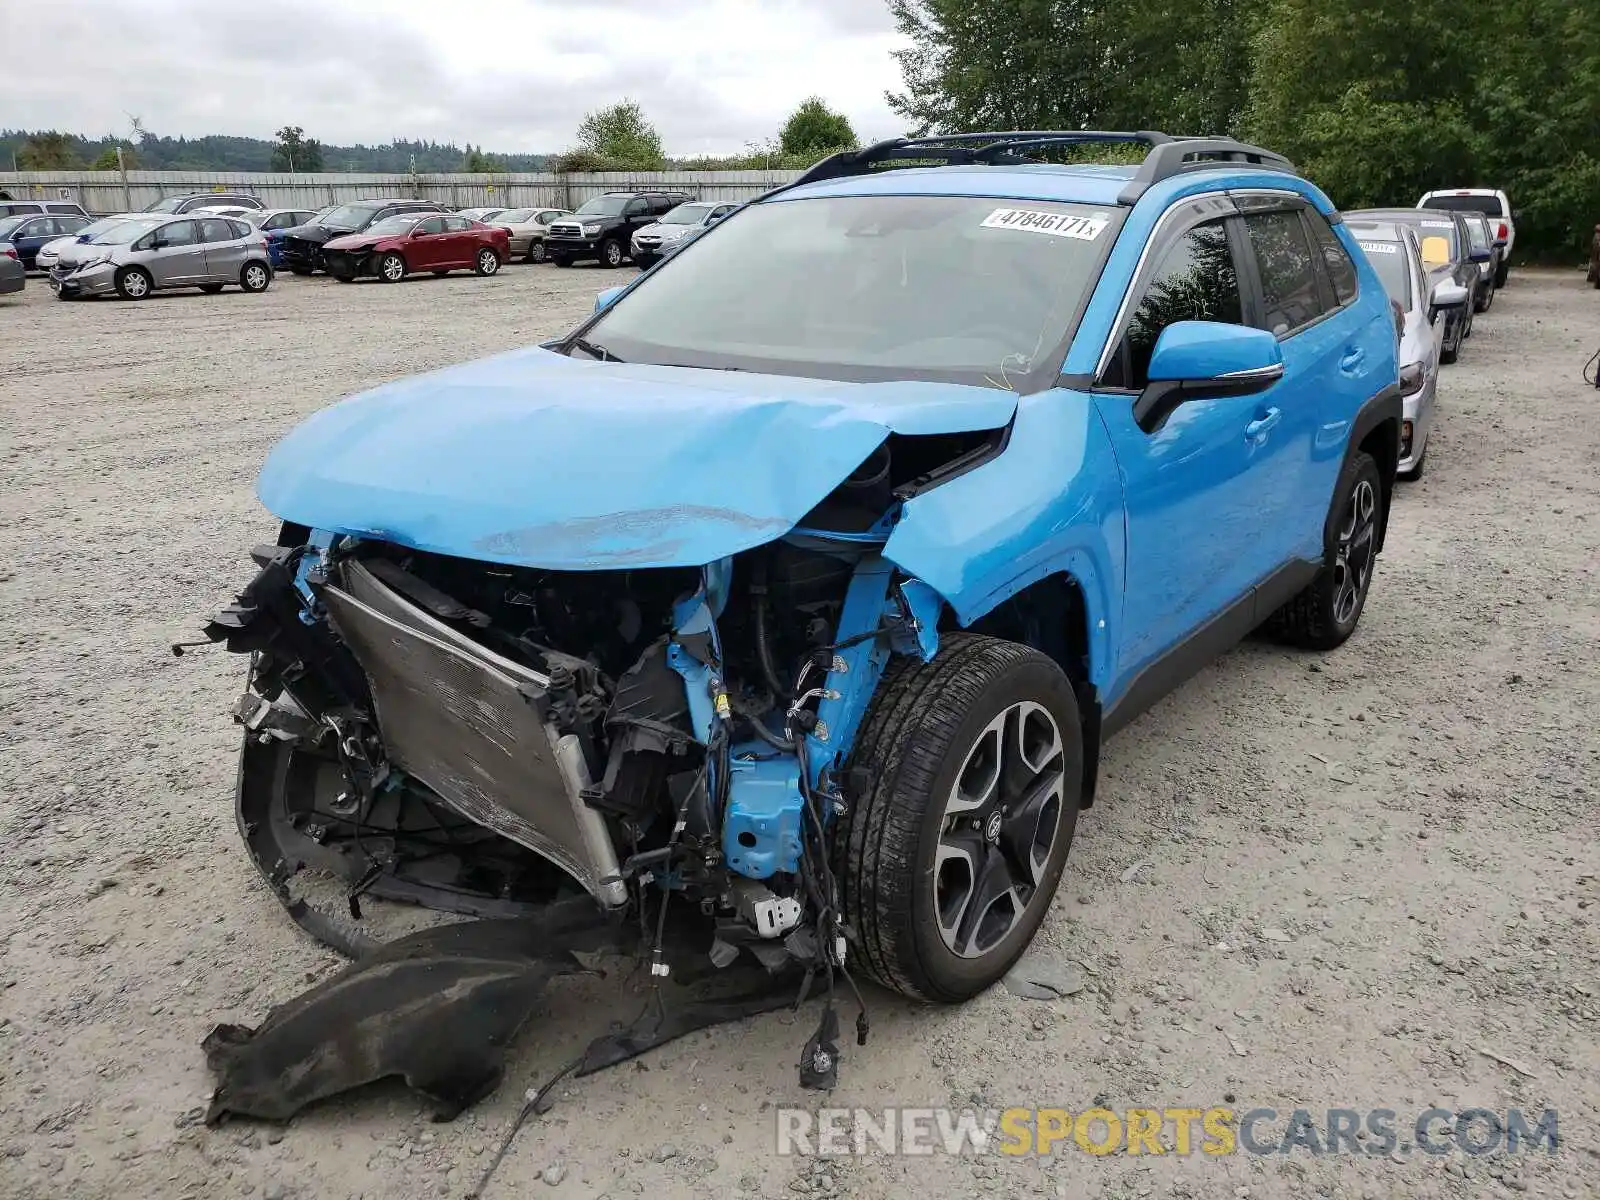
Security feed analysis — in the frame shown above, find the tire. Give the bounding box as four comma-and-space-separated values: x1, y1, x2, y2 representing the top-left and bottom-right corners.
239, 262, 271, 293
1439, 316, 1460, 365
199, 283, 225, 294
333, 273, 356, 283
1261, 451, 1382, 651
598, 238, 625, 269
377, 253, 407, 284
1494, 262, 1509, 288
289, 265, 313, 277
837, 634, 1083, 1002
474, 247, 501, 276
115, 266, 153, 301
1474, 281, 1492, 313
527, 240, 547, 264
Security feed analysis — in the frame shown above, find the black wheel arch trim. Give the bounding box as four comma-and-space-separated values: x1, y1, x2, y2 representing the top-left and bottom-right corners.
1343, 382, 1402, 554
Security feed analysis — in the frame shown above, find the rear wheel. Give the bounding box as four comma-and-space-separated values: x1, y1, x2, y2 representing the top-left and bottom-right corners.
378, 253, 407, 284
474, 247, 501, 276
1262, 451, 1382, 650
1494, 262, 1509, 287
527, 240, 547, 264
240, 262, 271, 293
115, 266, 153, 300
333, 273, 356, 283
289, 265, 313, 277
199, 282, 225, 294
838, 635, 1082, 1002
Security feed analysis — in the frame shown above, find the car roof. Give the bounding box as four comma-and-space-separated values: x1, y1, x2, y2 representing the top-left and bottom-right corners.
1345, 219, 1407, 241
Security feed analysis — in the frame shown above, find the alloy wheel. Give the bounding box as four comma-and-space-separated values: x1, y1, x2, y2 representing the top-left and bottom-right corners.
1332, 478, 1377, 626
933, 701, 1066, 959
529, 241, 546, 263
244, 265, 268, 291
123, 271, 149, 298
381, 255, 405, 282
478, 249, 498, 275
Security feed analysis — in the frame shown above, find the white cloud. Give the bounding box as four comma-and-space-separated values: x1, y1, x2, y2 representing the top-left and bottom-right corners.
2, 0, 909, 154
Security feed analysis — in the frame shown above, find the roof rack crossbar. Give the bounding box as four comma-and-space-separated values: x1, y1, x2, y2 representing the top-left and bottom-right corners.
766, 130, 1298, 205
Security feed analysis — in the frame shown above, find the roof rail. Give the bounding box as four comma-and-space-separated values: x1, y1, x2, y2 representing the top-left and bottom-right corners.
772, 131, 1295, 206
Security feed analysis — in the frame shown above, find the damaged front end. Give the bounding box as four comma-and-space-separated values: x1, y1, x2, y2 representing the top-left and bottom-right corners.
189, 422, 999, 1099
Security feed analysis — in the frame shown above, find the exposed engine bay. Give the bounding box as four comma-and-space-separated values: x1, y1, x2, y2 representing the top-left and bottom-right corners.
187, 429, 1001, 1107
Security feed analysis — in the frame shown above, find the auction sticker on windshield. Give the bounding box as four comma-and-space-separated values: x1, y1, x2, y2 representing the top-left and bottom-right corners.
981, 208, 1108, 240
1358, 242, 1399, 254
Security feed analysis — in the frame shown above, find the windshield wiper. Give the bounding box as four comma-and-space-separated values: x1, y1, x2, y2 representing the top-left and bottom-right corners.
568, 337, 624, 363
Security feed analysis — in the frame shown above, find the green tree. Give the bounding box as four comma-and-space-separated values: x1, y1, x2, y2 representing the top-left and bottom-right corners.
573, 100, 665, 169
463, 144, 496, 171
778, 98, 857, 159
90, 145, 134, 171
270, 125, 323, 172
17, 131, 78, 170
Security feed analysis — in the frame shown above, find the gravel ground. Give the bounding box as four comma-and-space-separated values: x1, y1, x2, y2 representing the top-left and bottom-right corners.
1, 265, 1597, 1200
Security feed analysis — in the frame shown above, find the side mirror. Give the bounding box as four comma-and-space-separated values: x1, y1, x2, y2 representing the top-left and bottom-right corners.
1135, 321, 1284, 431
594, 285, 626, 314
1430, 280, 1469, 310
1468, 247, 1491, 264
150, 239, 168, 251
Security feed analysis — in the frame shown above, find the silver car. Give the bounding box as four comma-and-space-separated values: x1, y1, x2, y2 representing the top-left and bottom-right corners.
50, 214, 274, 301
629, 201, 736, 266
489, 207, 571, 262
1348, 220, 1461, 480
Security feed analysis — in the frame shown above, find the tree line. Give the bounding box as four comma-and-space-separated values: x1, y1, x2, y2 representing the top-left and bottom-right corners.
887, 0, 1599, 260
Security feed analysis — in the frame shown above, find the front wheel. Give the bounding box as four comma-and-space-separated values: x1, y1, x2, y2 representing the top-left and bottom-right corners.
378, 253, 407, 284
1494, 262, 1509, 288
240, 262, 271, 293
598, 238, 625, 269
838, 635, 1082, 1002
527, 240, 547, 264
1440, 315, 1460, 364
474, 247, 501, 276
115, 266, 153, 300
1261, 451, 1382, 651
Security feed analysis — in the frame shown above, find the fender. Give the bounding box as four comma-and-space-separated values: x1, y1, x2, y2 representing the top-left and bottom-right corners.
882, 388, 1125, 691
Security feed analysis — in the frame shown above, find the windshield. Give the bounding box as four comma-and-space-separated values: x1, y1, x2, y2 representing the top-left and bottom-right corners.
574, 196, 630, 217
0, 216, 26, 240
1353, 238, 1411, 307
660, 203, 714, 226
499, 208, 537, 222
317, 204, 384, 231
1408, 217, 1458, 265
364, 215, 424, 236
92, 217, 167, 245
1424, 194, 1504, 218
585, 195, 1123, 389
75, 216, 137, 239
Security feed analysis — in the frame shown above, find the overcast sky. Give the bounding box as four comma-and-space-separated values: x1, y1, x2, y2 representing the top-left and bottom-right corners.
2, 0, 909, 155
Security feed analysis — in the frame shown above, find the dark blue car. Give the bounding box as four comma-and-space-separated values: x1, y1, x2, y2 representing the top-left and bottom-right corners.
250, 208, 321, 268
192, 131, 1402, 1094
0, 213, 92, 271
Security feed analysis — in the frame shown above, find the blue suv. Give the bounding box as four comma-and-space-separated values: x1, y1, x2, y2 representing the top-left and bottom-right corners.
194, 132, 1399, 1081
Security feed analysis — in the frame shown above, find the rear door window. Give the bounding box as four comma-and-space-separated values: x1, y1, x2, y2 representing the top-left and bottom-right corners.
1303, 212, 1358, 306
1102, 218, 1243, 390
1243, 211, 1328, 336
198, 218, 236, 243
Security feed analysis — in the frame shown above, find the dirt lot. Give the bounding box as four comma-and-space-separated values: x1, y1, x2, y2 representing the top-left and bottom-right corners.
1, 265, 1597, 1200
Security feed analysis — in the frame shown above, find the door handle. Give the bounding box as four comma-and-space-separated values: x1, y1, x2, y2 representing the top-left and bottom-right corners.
1339, 349, 1365, 372
1245, 408, 1282, 440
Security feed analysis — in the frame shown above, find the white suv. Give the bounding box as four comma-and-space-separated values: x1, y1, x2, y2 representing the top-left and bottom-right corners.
1417, 189, 1514, 287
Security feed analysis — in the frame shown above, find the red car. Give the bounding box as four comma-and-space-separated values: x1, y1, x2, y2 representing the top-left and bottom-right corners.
321, 213, 509, 283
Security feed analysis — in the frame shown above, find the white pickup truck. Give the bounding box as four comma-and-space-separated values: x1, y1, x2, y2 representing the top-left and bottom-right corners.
1418, 189, 1514, 287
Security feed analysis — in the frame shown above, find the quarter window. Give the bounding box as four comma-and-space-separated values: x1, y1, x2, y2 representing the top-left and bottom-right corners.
1104, 219, 1242, 390
1243, 211, 1328, 336
444, 215, 471, 232
1304, 211, 1357, 306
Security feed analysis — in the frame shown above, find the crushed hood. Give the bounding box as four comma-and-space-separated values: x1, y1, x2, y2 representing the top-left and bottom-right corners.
257, 346, 1016, 570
